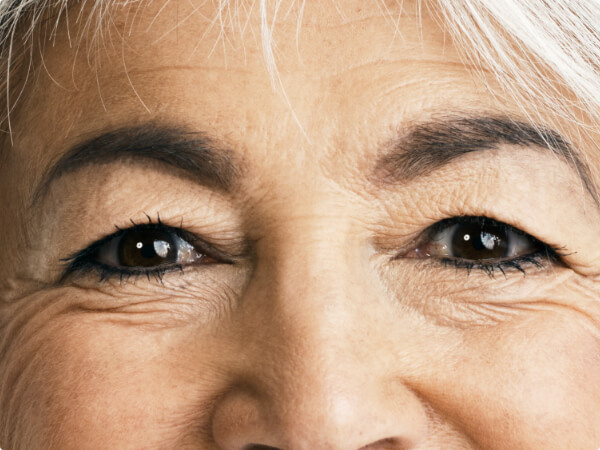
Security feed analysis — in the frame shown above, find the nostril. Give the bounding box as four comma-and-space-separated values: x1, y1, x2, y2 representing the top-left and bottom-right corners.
359, 437, 401, 449
242, 445, 282, 450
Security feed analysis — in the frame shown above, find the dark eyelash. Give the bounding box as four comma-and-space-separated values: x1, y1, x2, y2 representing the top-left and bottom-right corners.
428, 216, 567, 278
441, 250, 561, 278
427, 216, 527, 239
65, 259, 185, 284
60, 215, 205, 284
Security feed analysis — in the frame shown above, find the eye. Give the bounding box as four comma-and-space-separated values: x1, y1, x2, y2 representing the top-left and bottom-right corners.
96, 226, 200, 268
405, 216, 559, 274
424, 216, 536, 260
62, 222, 220, 282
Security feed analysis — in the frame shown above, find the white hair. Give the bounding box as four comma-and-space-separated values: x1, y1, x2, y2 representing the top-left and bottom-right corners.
1, 0, 600, 142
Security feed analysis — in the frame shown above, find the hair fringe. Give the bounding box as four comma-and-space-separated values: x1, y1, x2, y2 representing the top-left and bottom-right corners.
1, 0, 600, 145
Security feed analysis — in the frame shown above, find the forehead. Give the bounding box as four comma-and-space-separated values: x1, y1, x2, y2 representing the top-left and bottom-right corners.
10, 0, 507, 182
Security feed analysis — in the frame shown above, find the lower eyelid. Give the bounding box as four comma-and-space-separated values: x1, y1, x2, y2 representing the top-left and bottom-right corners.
72, 262, 185, 285
440, 252, 548, 277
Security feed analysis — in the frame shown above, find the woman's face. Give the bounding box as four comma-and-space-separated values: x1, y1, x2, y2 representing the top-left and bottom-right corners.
1, 0, 600, 448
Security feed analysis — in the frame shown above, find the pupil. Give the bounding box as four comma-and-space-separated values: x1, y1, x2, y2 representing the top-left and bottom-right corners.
451, 221, 508, 260
118, 228, 177, 267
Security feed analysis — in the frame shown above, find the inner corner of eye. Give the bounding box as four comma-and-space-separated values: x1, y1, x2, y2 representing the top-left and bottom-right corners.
400, 242, 433, 259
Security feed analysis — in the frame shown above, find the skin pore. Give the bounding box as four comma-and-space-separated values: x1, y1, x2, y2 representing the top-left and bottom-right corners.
1, 0, 600, 448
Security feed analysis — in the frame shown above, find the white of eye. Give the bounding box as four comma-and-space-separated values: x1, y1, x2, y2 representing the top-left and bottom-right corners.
174, 235, 199, 262
505, 231, 538, 257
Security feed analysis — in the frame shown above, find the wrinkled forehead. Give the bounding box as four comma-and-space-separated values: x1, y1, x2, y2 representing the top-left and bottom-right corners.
7, 0, 488, 172
1, 0, 595, 134
5, 0, 600, 192
28, 0, 461, 112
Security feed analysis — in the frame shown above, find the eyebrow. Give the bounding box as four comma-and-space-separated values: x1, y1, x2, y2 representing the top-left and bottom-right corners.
32, 123, 239, 204
374, 115, 598, 203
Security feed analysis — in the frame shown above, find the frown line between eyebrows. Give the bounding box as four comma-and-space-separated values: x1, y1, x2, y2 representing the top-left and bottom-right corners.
30, 123, 240, 207
373, 115, 599, 205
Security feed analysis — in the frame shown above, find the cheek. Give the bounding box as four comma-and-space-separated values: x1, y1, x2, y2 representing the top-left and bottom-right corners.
2, 311, 226, 449
446, 311, 600, 448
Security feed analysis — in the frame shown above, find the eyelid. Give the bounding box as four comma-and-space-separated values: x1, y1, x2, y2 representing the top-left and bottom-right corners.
60, 222, 233, 283
401, 216, 562, 276
94, 230, 199, 267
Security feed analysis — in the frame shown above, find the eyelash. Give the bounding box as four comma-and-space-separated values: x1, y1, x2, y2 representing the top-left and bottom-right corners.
65, 258, 181, 284
60, 216, 211, 284
441, 252, 556, 277
61, 215, 565, 284
425, 216, 564, 277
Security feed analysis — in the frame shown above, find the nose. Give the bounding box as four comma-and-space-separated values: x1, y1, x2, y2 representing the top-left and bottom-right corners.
211, 216, 429, 450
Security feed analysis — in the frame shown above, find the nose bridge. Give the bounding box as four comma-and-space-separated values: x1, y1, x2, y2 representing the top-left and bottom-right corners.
213, 204, 430, 448
260, 221, 369, 390
256, 205, 370, 348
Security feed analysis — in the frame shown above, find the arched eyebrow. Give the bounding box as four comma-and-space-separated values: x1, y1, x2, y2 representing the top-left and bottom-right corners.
373, 115, 598, 203
31, 123, 240, 206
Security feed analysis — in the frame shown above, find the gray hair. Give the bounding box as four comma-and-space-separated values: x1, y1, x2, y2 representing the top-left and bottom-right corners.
1, 0, 600, 141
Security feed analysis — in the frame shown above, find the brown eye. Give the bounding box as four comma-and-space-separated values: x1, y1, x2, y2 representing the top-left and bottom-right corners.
449, 220, 509, 260
410, 216, 544, 262
118, 228, 177, 267
94, 225, 202, 269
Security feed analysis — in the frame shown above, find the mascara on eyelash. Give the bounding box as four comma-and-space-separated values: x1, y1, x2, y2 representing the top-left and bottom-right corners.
413, 215, 569, 277
441, 252, 546, 278
57, 214, 228, 285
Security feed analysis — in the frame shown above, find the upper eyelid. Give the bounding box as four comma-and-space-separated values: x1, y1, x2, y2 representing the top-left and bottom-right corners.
62, 222, 185, 259
428, 216, 534, 239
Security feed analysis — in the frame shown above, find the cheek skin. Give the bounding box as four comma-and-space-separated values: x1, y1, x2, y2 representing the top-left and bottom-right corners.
430, 311, 600, 448
378, 255, 600, 447
0, 290, 231, 450
3, 253, 600, 448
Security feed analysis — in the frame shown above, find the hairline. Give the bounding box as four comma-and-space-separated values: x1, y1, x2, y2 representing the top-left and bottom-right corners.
1, 0, 600, 166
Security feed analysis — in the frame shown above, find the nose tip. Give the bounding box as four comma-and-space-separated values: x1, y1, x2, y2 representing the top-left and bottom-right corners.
211, 375, 429, 450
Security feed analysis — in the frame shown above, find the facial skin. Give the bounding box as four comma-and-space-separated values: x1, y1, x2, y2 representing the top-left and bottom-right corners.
2, 0, 600, 448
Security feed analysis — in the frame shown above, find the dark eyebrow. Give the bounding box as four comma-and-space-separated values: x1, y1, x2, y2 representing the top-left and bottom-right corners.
32, 123, 239, 205
374, 115, 598, 202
